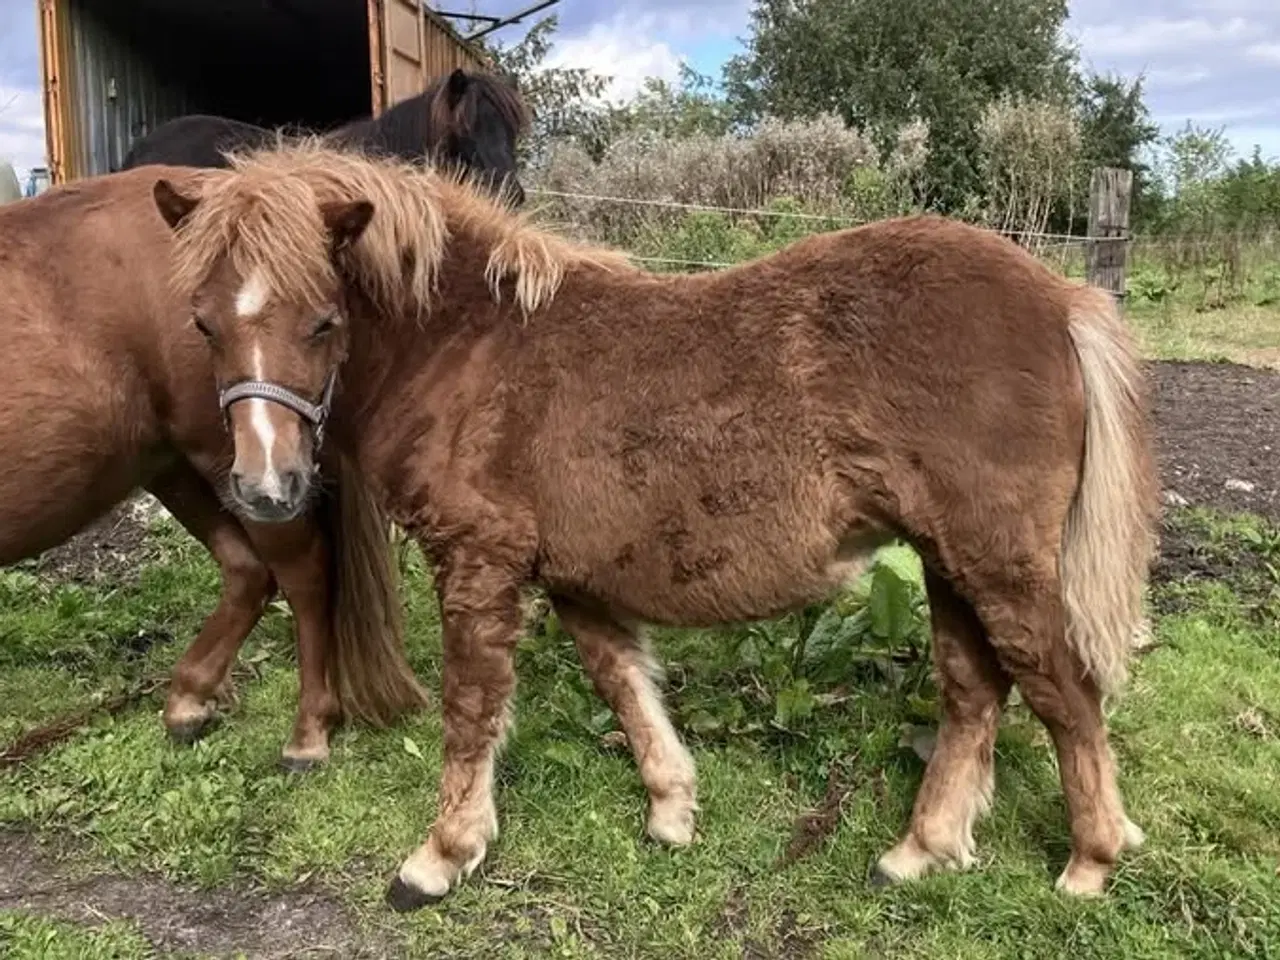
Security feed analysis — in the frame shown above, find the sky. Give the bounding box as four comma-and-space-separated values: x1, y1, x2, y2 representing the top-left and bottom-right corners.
2, 0, 1278, 179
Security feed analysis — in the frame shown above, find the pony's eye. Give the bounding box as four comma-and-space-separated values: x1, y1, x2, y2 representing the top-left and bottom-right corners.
192, 316, 215, 340
310, 313, 340, 339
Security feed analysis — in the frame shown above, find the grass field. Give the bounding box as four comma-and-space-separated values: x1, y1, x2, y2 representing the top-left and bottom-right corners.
1, 294, 1278, 959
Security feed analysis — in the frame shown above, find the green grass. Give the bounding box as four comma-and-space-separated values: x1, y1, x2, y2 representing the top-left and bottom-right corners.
1, 510, 1278, 957
0, 913, 160, 960
1126, 299, 1280, 369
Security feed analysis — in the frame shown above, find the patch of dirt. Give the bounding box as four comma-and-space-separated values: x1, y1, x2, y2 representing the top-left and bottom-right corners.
777, 762, 858, 869
711, 887, 822, 960
0, 831, 398, 959
34, 496, 166, 587
1151, 360, 1280, 523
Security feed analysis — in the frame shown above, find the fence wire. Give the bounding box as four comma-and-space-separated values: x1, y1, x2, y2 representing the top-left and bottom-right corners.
529, 187, 1098, 245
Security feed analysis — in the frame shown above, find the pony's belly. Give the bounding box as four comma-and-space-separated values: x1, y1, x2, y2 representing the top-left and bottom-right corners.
0, 390, 156, 562
0, 467, 143, 563
544, 526, 879, 629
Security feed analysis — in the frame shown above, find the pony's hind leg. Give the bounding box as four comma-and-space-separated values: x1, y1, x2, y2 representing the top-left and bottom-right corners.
972, 562, 1143, 895
148, 466, 275, 743
387, 551, 523, 911
874, 570, 1011, 885
554, 598, 697, 846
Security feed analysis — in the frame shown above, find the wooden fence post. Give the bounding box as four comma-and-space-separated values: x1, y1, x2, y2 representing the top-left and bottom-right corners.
1086, 166, 1133, 301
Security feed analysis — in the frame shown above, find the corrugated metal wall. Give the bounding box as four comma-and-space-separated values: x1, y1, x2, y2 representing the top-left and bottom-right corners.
63, 0, 189, 177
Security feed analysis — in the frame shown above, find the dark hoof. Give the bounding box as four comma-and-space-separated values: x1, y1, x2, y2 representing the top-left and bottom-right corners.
167, 716, 217, 745
385, 875, 444, 913
278, 754, 324, 774
868, 864, 897, 888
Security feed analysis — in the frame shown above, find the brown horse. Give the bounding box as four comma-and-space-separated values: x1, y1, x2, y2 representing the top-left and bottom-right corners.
0, 168, 429, 770
150, 143, 1159, 908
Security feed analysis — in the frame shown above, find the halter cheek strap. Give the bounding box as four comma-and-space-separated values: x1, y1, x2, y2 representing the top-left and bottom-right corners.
219, 370, 339, 450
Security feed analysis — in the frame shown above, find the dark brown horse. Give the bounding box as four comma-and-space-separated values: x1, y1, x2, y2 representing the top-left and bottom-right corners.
151, 144, 1159, 908
121, 68, 530, 206
0, 168, 429, 771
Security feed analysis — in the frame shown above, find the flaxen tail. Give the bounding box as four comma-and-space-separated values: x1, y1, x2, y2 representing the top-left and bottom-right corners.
1062, 285, 1160, 696
323, 454, 431, 726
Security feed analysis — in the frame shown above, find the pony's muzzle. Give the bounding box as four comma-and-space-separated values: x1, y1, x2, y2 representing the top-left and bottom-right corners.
229, 466, 309, 521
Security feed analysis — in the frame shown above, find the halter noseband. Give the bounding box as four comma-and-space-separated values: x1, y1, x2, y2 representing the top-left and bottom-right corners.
219, 370, 338, 450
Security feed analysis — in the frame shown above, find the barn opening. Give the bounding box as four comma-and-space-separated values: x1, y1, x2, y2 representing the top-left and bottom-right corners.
62, 0, 373, 176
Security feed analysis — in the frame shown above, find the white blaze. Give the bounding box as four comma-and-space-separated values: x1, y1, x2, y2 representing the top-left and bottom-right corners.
234, 268, 270, 318
234, 271, 286, 501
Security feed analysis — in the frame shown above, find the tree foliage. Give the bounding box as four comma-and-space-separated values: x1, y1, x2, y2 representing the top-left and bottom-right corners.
607, 66, 735, 141
976, 95, 1081, 236
482, 17, 611, 163
722, 0, 1078, 209
491, 10, 1280, 240
1074, 72, 1160, 224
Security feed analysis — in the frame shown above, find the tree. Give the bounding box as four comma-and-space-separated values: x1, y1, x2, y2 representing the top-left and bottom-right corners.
1075, 72, 1159, 226
722, 0, 1078, 210
482, 16, 612, 164
977, 95, 1082, 235
606, 65, 734, 141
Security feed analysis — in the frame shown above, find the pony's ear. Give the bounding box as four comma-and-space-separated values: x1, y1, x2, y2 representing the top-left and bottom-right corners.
445, 67, 470, 107
153, 179, 199, 230
320, 199, 375, 252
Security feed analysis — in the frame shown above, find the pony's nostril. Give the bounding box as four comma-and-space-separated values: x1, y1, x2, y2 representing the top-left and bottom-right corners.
282, 469, 307, 504
229, 472, 247, 503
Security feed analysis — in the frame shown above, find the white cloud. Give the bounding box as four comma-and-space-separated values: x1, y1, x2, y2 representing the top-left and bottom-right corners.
1154, 100, 1280, 126
1077, 16, 1250, 58
544, 18, 683, 103
0, 85, 46, 178
1246, 42, 1280, 64
1144, 66, 1213, 88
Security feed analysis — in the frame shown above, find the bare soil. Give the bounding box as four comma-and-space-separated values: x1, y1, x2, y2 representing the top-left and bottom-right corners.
35, 498, 164, 586
0, 831, 397, 958
1150, 360, 1279, 522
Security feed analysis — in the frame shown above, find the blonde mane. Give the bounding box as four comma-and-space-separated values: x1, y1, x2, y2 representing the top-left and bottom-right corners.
167, 138, 634, 318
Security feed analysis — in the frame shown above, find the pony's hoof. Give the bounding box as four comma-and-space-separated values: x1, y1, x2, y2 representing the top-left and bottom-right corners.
386, 875, 445, 913
868, 863, 898, 888
278, 754, 325, 775
166, 715, 217, 745
646, 794, 696, 847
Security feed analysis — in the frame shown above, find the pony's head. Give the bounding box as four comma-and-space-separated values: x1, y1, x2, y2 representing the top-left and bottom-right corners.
151, 145, 628, 523
153, 175, 376, 522
425, 68, 530, 207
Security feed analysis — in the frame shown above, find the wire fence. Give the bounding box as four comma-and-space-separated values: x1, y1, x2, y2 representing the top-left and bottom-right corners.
526, 187, 1280, 302
527, 187, 1104, 272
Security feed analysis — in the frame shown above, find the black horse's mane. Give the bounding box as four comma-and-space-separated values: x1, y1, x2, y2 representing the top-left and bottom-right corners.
331, 69, 529, 161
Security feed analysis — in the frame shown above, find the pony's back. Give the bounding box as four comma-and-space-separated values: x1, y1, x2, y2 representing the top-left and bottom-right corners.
121, 115, 277, 170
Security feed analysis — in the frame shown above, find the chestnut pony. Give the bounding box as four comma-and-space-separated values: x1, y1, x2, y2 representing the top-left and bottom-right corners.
0, 167, 430, 770
152, 144, 1158, 908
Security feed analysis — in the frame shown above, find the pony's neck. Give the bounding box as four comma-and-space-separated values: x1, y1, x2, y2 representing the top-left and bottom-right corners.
337, 94, 437, 160
329, 234, 512, 520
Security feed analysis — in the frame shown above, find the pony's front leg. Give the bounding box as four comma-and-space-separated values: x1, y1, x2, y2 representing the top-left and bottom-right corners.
242, 515, 341, 771
387, 561, 522, 911
147, 466, 276, 743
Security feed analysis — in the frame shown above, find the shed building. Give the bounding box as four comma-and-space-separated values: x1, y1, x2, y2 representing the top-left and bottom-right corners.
37, 0, 488, 183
